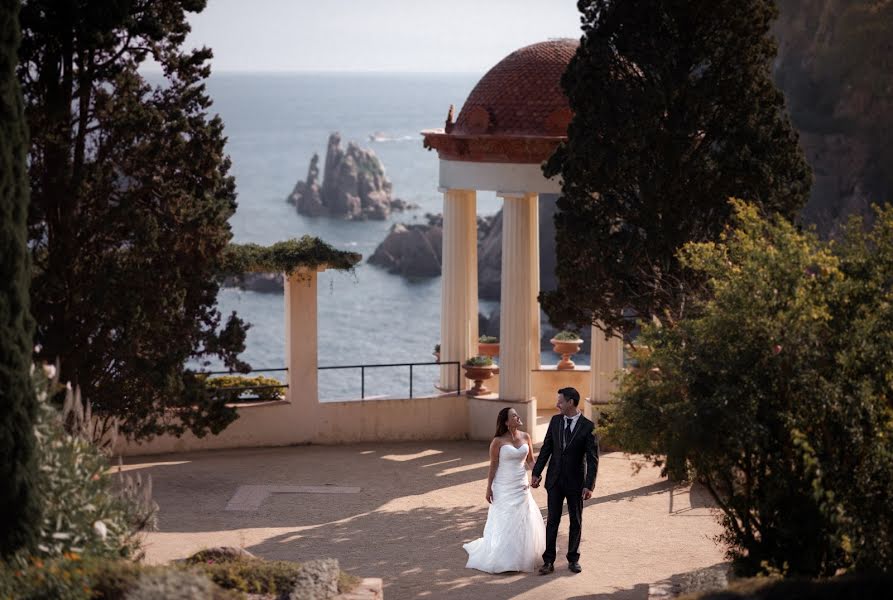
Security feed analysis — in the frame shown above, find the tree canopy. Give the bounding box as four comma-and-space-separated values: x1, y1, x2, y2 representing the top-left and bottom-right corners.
18, 0, 249, 440
543, 0, 812, 336
612, 201, 893, 575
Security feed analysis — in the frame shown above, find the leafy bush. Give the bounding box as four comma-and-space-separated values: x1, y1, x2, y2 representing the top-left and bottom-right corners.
0, 555, 143, 600
553, 330, 582, 341
186, 553, 353, 598
478, 335, 498, 343
464, 356, 494, 367
23, 369, 158, 562
611, 201, 893, 576
204, 375, 286, 403
684, 573, 893, 599
0, 555, 242, 600
189, 557, 301, 595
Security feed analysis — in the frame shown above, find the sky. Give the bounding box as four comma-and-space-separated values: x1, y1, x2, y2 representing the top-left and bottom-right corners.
175, 0, 583, 73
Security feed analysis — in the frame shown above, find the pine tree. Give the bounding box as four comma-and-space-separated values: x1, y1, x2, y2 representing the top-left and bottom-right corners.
17, 0, 249, 440
0, 0, 40, 557
543, 0, 812, 335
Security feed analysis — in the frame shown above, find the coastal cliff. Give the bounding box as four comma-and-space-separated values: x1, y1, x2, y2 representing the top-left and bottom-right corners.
774, 0, 892, 235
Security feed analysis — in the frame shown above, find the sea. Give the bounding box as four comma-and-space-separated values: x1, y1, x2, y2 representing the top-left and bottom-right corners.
199, 72, 586, 400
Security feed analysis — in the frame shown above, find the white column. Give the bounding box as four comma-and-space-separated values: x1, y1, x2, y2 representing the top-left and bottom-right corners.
498, 192, 540, 401
285, 269, 320, 431
590, 322, 624, 405
440, 188, 478, 390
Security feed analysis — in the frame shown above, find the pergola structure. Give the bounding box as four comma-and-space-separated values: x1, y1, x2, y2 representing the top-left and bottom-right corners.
423, 39, 623, 440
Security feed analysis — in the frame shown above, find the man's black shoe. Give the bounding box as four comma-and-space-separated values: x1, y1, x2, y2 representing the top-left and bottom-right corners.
568, 562, 582, 573
538, 562, 554, 575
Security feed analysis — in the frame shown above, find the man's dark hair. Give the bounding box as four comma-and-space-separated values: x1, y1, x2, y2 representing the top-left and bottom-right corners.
558, 387, 580, 407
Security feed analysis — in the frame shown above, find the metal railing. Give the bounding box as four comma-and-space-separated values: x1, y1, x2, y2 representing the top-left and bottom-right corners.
318, 361, 461, 399
200, 367, 289, 402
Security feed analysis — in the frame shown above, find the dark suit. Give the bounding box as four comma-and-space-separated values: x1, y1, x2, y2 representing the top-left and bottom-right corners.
532, 413, 599, 564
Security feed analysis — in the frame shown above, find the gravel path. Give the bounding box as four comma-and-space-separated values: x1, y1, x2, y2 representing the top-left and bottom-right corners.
132, 440, 726, 599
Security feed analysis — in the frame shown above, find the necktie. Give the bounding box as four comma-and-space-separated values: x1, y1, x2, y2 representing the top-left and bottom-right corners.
564, 417, 572, 448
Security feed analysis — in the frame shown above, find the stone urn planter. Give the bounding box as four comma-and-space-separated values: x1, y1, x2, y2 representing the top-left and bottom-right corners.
463, 356, 498, 396
478, 335, 499, 359
551, 331, 584, 370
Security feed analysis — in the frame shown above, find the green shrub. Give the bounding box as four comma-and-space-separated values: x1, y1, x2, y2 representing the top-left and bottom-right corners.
464, 356, 494, 367
553, 330, 582, 341
611, 201, 893, 576
0, 555, 144, 600
186, 552, 354, 597
478, 335, 498, 343
0, 555, 243, 600
204, 375, 286, 403
24, 369, 157, 561
187, 556, 301, 595
683, 573, 893, 599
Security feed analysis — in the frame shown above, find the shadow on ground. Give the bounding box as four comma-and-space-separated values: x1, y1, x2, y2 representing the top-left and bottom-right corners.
130, 441, 725, 600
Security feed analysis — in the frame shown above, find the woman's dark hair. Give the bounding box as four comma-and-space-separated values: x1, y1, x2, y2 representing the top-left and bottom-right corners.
494, 407, 512, 438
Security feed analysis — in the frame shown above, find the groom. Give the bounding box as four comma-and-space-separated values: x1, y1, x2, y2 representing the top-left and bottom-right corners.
531, 387, 599, 574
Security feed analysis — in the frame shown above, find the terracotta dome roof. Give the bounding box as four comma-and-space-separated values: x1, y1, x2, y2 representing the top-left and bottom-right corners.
452, 38, 578, 137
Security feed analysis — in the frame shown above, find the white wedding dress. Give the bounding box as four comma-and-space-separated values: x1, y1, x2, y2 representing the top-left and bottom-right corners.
463, 443, 546, 573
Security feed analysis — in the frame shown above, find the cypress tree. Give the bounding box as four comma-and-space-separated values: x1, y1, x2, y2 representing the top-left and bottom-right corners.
543, 0, 812, 335
0, 0, 40, 558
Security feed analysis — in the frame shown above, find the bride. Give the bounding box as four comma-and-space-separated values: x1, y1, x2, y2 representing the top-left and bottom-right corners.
464, 407, 546, 573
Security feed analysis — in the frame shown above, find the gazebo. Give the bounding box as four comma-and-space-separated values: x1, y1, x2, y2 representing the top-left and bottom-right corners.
423, 39, 623, 441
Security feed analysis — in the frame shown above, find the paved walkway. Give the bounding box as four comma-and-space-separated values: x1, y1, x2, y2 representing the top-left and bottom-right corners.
131, 440, 726, 599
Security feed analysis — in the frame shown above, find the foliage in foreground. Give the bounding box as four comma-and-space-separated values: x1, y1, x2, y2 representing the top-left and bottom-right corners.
0, 556, 239, 600
682, 572, 893, 600
27, 368, 158, 561
0, 551, 357, 600
543, 0, 811, 336
611, 201, 893, 576
0, 0, 40, 558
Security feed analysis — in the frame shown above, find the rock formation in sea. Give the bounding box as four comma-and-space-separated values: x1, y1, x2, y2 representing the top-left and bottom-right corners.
367, 214, 443, 278
287, 132, 412, 220
368, 194, 559, 301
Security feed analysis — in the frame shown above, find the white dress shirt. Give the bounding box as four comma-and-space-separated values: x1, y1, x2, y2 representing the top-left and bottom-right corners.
564, 411, 582, 433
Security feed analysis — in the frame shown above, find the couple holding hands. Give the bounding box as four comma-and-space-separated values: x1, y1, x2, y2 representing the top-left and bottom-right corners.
463, 387, 599, 575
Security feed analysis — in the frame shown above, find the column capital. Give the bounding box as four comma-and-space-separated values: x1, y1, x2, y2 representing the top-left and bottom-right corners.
496, 190, 529, 199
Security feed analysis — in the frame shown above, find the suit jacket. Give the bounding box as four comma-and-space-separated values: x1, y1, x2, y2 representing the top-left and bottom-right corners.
532, 413, 599, 492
